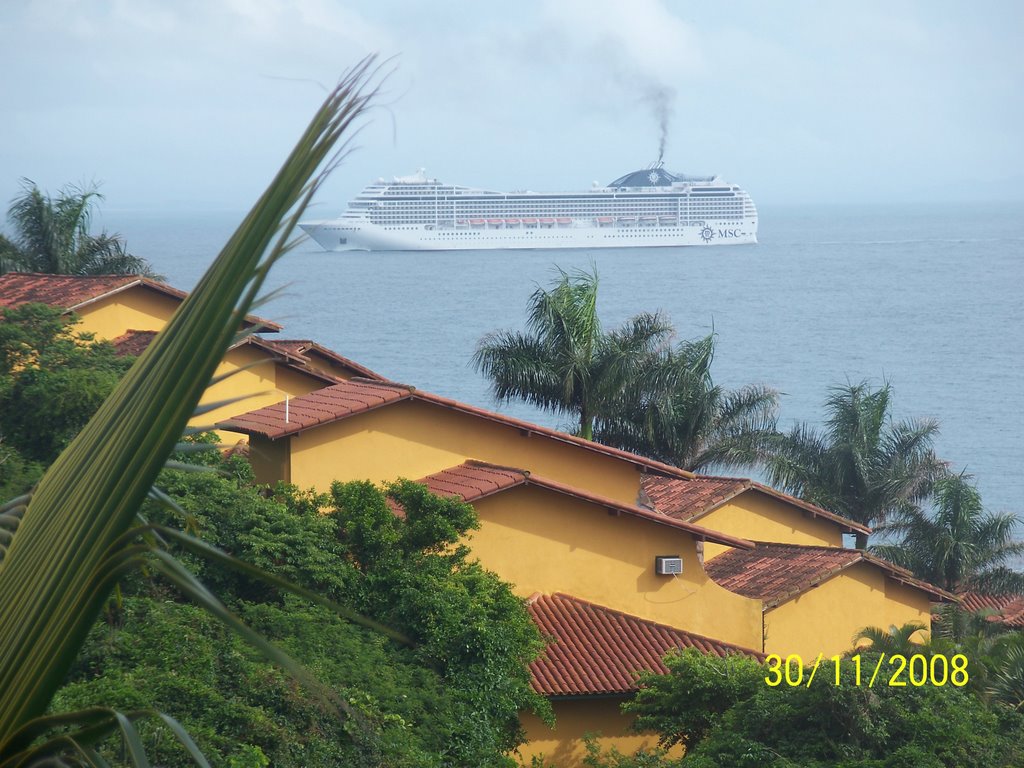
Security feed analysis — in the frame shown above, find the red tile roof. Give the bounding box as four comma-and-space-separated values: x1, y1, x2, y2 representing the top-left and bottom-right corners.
272, 339, 385, 381
412, 461, 755, 549
958, 592, 1024, 628
705, 542, 957, 607
527, 593, 764, 696
641, 474, 871, 536
111, 329, 159, 357
0, 272, 281, 332
219, 378, 700, 481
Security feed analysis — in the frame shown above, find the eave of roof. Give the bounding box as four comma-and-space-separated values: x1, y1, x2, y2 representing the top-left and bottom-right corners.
413, 461, 754, 550
527, 592, 764, 696
705, 542, 957, 608
219, 378, 699, 481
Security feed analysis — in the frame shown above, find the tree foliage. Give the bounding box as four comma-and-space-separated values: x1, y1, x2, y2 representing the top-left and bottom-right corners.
580, 648, 1024, 768
0, 179, 156, 276
757, 381, 945, 548
473, 267, 778, 469
0, 303, 132, 465
872, 472, 1024, 594
55, 452, 547, 767
595, 333, 779, 471
473, 267, 673, 440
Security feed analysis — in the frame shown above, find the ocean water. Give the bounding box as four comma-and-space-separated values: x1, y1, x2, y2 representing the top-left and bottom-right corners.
114, 202, 1024, 523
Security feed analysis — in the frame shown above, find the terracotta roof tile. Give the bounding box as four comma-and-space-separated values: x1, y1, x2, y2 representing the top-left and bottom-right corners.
958, 592, 1024, 628
0, 272, 281, 332
705, 542, 957, 607
110, 329, 159, 356
219, 379, 699, 480
220, 379, 413, 437
641, 474, 871, 536
527, 593, 764, 696
414, 461, 528, 501
412, 461, 754, 550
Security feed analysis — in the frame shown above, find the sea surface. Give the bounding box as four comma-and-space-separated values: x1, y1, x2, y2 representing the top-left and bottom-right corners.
114, 202, 1024, 526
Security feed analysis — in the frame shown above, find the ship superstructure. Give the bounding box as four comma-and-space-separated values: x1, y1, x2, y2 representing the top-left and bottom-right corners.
300, 164, 757, 251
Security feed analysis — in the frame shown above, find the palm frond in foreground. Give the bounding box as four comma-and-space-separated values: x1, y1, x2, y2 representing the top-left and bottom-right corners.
0, 57, 380, 762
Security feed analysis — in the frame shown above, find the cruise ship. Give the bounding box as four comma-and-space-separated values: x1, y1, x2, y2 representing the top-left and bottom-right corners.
300, 164, 757, 251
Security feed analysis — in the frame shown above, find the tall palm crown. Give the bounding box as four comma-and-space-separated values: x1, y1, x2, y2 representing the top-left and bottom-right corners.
872, 473, 1024, 594
760, 381, 945, 548
0, 180, 155, 276
595, 333, 779, 471
472, 268, 672, 440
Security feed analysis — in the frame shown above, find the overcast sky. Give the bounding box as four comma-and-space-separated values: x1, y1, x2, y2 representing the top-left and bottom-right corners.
1, 0, 1022, 213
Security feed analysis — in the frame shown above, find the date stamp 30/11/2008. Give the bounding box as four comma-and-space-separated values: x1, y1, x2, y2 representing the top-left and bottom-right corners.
764, 653, 969, 688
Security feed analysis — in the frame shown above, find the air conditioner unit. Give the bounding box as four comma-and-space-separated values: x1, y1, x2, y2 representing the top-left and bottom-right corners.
655, 555, 683, 575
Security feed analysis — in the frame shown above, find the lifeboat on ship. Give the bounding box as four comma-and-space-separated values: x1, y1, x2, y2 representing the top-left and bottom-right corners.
596, 216, 613, 226
539, 217, 555, 227
556, 217, 572, 225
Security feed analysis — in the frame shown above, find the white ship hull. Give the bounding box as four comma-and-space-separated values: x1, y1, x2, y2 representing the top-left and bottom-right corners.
301, 219, 757, 251
301, 164, 757, 252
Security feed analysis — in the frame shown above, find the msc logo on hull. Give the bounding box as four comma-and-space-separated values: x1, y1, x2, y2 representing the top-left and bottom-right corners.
700, 227, 744, 243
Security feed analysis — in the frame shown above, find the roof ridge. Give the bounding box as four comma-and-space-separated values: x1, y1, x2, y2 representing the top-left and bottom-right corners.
462, 458, 531, 476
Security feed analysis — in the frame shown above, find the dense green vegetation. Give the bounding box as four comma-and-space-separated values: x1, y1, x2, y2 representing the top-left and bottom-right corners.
0, 179, 155, 276
578, 648, 1024, 768
0, 304, 133, 498
52, 449, 547, 766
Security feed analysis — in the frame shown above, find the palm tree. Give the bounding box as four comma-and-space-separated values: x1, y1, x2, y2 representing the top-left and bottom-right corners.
758, 381, 945, 548
872, 472, 1024, 594
595, 332, 779, 471
0, 180, 156, 275
853, 621, 929, 655
0, 59, 387, 765
472, 267, 673, 440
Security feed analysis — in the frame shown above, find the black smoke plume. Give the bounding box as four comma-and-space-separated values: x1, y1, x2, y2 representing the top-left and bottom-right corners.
643, 85, 676, 164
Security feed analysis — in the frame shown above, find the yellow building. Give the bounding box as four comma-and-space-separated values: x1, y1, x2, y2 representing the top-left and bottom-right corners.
222, 376, 958, 764
221, 378, 698, 505
0, 273, 383, 439
404, 460, 761, 647
397, 460, 765, 763
0, 272, 280, 338
641, 473, 870, 555
519, 593, 763, 767
705, 542, 956, 658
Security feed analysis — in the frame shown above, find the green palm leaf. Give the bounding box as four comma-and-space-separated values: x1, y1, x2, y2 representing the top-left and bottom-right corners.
0, 57, 380, 760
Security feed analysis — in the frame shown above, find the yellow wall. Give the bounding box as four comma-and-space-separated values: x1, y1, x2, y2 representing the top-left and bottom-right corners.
198, 345, 327, 441
284, 399, 644, 504
518, 699, 682, 767
73, 288, 181, 339
764, 563, 932, 658
67, 290, 325, 443
471, 486, 763, 649
701, 491, 845, 560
